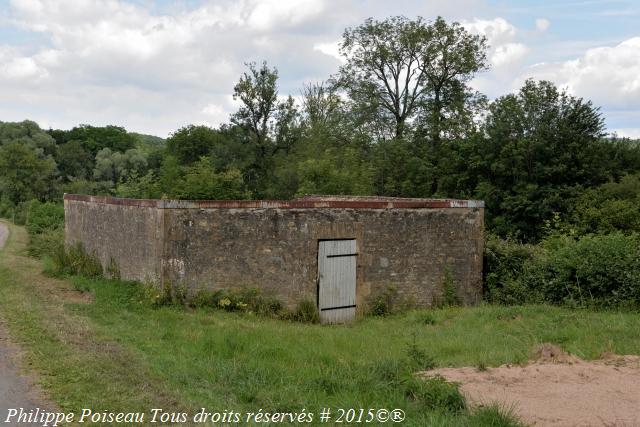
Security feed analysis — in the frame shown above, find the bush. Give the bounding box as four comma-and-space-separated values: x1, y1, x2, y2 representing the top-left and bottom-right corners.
290, 299, 319, 323
368, 285, 400, 316
566, 174, 640, 235
404, 375, 466, 413
28, 227, 64, 258
151, 286, 286, 317
467, 405, 526, 427
524, 233, 640, 308
433, 266, 461, 308
49, 243, 103, 278
486, 232, 640, 309
25, 201, 64, 235
483, 234, 539, 305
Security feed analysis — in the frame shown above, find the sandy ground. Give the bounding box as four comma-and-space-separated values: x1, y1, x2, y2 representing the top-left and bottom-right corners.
427, 344, 640, 427
0, 223, 56, 425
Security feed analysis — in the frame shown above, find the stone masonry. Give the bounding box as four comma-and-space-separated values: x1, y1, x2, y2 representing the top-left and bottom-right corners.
64, 194, 484, 311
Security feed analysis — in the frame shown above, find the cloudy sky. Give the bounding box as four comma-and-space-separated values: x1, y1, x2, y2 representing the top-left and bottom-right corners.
0, 0, 639, 138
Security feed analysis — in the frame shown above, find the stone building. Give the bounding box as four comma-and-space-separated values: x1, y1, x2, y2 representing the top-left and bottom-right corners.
64, 194, 484, 323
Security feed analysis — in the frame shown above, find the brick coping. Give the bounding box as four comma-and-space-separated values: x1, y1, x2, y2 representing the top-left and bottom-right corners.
63, 194, 484, 209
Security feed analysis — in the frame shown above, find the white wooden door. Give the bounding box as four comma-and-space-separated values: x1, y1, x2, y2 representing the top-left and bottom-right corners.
318, 239, 357, 324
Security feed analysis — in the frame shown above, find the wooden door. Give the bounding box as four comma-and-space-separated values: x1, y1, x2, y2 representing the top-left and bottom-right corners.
317, 239, 357, 324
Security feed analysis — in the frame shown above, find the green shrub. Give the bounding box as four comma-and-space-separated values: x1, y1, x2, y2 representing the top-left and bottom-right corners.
0, 197, 16, 219
487, 232, 640, 309
27, 227, 64, 258
483, 234, 539, 304
405, 336, 436, 371
290, 299, 319, 323
25, 201, 64, 235
404, 375, 466, 413
524, 233, 640, 308
434, 266, 461, 308
49, 243, 103, 278
468, 404, 526, 427
148, 285, 287, 318
368, 284, 400, 316
566, 174, 640, 235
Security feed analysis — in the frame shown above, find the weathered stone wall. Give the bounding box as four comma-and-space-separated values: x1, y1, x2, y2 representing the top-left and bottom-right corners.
64, 195, 484, 310
64, 196, 164, 284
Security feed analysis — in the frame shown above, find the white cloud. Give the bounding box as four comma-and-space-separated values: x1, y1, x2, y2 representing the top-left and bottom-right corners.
491, 43, 529, 67
462, 17, 530, 98
313, 40, 342, 62
463, 17, 516, 46
0, 0, 330, 135
462, 18, 529, 68
535, 18, 550, 32
247, 0, 326, 31
519, 37, 640, 110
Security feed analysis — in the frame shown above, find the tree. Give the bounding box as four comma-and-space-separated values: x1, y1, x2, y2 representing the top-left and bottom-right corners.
0, 141, 57, 204
166, 125, 221, 165
56, 140, 93, 181
176, 157, 251, 200
336, 16, 487, 141
48, 125, 136, 156
231, 61, 301, 196
473, 79, 607, 240
0, 120, 57, 157
93, 148, 148, 186
231, 61, 280, 149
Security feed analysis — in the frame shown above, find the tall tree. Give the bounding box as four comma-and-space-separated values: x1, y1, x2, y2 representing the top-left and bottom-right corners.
473, 79, 607, 240
231, 61, 280, 150
0, 141, 57, 204
336, 16, 487, 141
231, 61, 301, 195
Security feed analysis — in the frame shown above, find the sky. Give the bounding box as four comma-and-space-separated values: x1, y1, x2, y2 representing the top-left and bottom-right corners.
0, 0, 638, 138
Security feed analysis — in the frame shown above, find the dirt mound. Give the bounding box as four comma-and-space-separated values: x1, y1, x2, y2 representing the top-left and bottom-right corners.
426, 346, 640, 426
531, 342, 581, 364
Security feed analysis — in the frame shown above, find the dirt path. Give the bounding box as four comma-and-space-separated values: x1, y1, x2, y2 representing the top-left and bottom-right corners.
428, 344, 640, 427
0, 223, 56, 425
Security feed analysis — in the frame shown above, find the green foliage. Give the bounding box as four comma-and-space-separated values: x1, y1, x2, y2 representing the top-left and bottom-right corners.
176, 157, 251, 200
55, 140, 93, 181
24, 201, 64, 235
434, 266, 461, 308
93, 147, 148, 185
115, 171, 161, 199
338, 16, 487, 140
565, 174, 640, 235
368, 284, 400, 316
371, 138, 435, 197
290, 299, 320, 323
471, 80, 608, 241
486, 233, 640, 309
406, 335, 437, 371
467, 405, 527, 427
404, 375, 466, 413
484, 235, 539, 305
0, 141, 58, 204
166, 125, 222, 165
151, 285, 286, 318
50, 243, 103, 278
28, 227, 64, 258
525, 233, 640, 308
294, 147, 373, 196
48, 125, 136, 156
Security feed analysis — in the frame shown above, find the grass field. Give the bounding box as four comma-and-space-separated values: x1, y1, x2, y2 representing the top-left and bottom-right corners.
1, 221, 640, 426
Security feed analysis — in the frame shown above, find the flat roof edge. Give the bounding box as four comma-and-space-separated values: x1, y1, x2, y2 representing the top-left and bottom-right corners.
63, 194, 485, 209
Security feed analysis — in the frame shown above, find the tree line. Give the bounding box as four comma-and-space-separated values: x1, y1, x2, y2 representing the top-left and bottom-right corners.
1, 15, 639, 246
